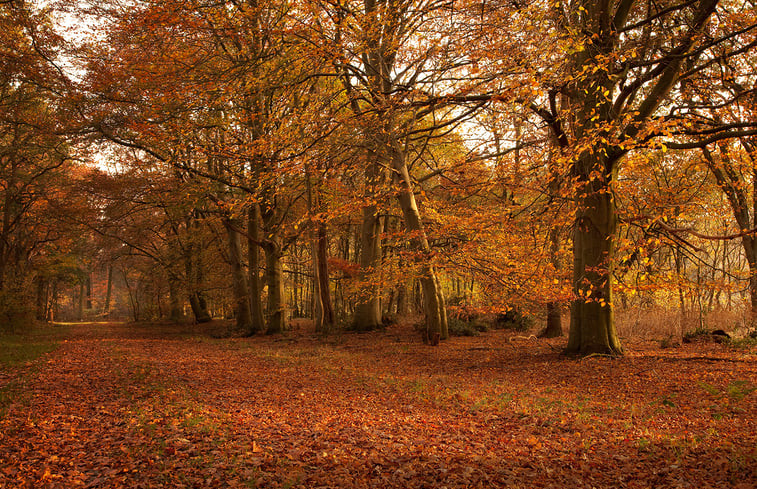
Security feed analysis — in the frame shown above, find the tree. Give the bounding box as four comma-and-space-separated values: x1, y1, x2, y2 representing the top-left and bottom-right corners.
502, 0, 757, 354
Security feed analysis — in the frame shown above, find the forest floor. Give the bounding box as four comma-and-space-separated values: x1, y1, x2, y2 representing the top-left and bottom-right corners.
0, 321, 755, 488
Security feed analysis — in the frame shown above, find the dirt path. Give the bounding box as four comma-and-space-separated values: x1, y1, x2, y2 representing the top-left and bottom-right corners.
1, 322, 755, 488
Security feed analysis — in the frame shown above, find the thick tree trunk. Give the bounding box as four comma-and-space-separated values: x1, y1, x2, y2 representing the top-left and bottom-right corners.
185, 224, 211, 323
542, 302, 563, 338
352, 203, 383, 331
189, 293, 211, 323
248, 204, 266, 332
742, 235, 757, 327
566, 183, 623, 355
263, 240, 285, 334
35, 275, 46, 321
224, 217, 255, 335
168, 277, 183, 322
317, 221, 334, 328
77, 282, 85, 321
541, 228, 563, 338
86, 273, 93, 310
311, 220, 334, 333
396, 282, 408, 315
389, 142, 448, 341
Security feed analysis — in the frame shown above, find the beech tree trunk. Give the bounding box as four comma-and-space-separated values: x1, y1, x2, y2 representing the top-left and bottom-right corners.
86, 273, 93, 310
188, 293, 211, 323
703, 146, 757, 325
35, 275, 46, 321
316, 220, 334, 328
353, 202, 383, 331
352, 159, 384, 331
248, 204, 266, 332
389, 141, 448, 341
542, 227, 563, 338
49, 281, 58, 322
566, 180, 622, 355
103, 265, 113, 316
263, 240, 285, 334
306, 168, 334, 333
185, 217, 211, 323
557, 0, 717, 355
224, 217, 255, 335
168, 277, 183, 322
77, 282, 85, 321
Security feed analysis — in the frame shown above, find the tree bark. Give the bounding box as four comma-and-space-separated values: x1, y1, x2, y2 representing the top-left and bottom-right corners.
248, 204, 266, 332
263, 240, 285, 334
566, 180, 623, 355
224, 217, 255, 335
188, 293, 211, 323
352, 159, 384, 331
542, 228, 563, 338
77, 281, 85, 321
316, 220, 334, 328
49, 280, 58, 322
35, 275, 46, 321
86, 273, 93, 310
168, 277, 183, 322
185, 217, 211, 323
389, 141, 448, 341
306, 167, 335, 333
122, 269, 139, 322
352, 202, 383, 331
103, 265, 113, 316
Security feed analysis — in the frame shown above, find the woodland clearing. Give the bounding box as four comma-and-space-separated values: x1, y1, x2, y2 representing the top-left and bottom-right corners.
0, 321, 755, 489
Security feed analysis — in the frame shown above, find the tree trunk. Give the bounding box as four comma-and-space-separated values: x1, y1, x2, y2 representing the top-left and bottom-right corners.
541, 227, 563, 338
248, 204, 266, 332
317, 220, 334, 328
49, 281, 58, 322
189, 293, 211, 323
185, 223, 211, 323
352, 185, 384, 331
741, 234, 757, 327
224, 217, 255, 335
263, 240, 285, 334
396, 281, 408, 315
77, 281, 85, 321
86, 273, 93, 310
122, 269, 139, 322
103, 265, 113, 316
389, 141, 448, 341
168, 277, 183, 322
542, 302, 563, 338
566, 183, 623, 355
35, 275, 46, 321
307, 168, 335, 333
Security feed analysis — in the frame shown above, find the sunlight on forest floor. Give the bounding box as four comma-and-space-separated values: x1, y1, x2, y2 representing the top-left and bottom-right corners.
0, 321, 755, 488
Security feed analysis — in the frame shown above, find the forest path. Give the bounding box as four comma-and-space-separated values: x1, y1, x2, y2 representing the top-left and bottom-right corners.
0, 321, 755, 488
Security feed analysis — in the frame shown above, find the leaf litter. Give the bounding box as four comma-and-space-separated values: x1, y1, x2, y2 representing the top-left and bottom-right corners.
0, 322, 755, 488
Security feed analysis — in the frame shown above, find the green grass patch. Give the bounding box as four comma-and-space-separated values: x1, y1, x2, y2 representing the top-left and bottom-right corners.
0, 336, 58, 367
0, 323, 68, 367
0, 324, 68, 417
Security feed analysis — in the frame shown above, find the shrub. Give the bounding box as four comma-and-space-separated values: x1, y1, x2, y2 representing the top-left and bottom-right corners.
682, 326, 731, 344
494, 308, 532, 332
447, 296, 479, 322
448, 316, 489, 337
0, 290, 35, 334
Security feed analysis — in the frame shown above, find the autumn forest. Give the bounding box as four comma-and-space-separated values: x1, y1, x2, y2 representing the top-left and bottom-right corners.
1, 0, 756, 487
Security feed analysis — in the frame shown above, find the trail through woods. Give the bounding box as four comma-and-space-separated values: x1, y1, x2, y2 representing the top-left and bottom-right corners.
0, 322, 755, 488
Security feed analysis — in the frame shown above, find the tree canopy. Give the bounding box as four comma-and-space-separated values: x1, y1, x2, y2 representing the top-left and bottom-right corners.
1, 0, 756, 354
